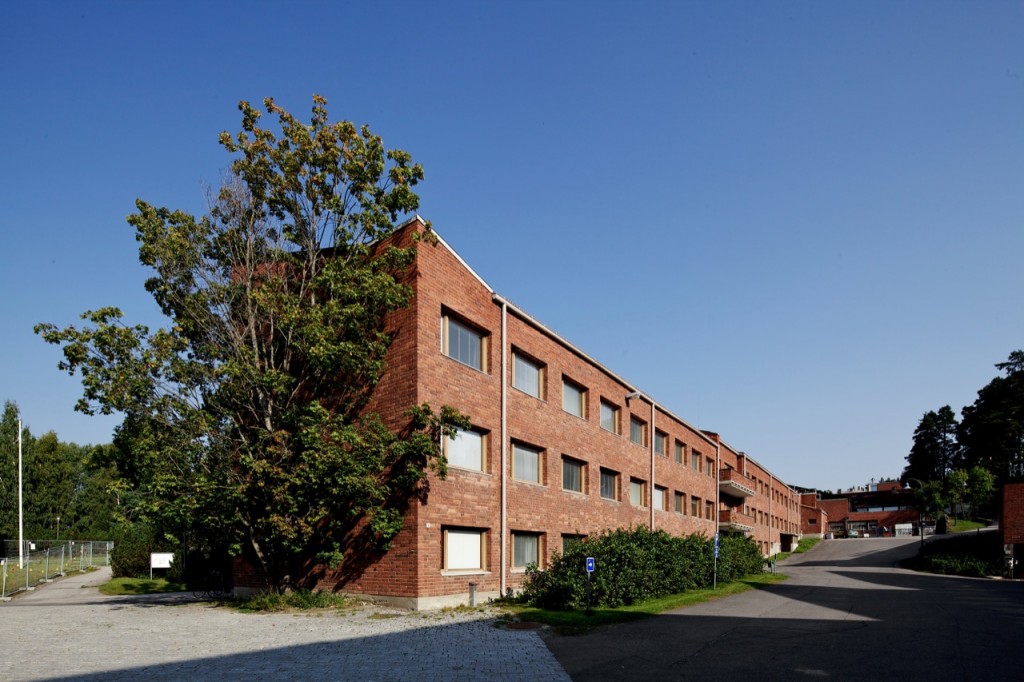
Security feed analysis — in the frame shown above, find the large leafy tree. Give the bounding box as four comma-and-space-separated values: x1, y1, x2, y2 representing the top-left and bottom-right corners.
902, 405, 960, 484
36, 96, 466, 589
959, 350, 1024, 485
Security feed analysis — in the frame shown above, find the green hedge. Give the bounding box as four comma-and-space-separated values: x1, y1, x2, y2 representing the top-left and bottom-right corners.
917, 532, 1003, 577
521, 527, 763, 610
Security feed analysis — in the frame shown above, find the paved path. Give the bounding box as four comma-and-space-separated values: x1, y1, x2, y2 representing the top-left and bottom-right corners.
0, 568, 569, 681
544, 536, 1024, 681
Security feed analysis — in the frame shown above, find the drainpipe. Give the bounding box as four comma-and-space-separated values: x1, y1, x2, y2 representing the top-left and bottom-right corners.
625, 391, 655, 530
768, 473, 774, 554
498, 298, 508, 597
714, 438, 720, 591
650, 399, 655, 530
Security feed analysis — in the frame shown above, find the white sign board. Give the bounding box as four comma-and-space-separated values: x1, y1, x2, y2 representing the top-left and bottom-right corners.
150, 552, 174, 579
894, 523, 913, 537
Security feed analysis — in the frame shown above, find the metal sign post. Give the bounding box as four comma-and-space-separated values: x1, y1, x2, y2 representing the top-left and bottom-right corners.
585, 557, 595, 615
713, 533, 719, 590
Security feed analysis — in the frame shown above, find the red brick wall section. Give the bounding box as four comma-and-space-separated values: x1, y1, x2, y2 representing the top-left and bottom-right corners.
1002, 483, 1024, 545
249, 219, 810, 602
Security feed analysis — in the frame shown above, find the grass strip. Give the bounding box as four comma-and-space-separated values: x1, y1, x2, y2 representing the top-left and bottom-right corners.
501, 572, 787, 634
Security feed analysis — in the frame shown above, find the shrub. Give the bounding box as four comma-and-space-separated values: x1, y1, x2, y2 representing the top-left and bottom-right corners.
916, 532, 1003, 577
110, 524, 160, 578
521, 526, 763, 610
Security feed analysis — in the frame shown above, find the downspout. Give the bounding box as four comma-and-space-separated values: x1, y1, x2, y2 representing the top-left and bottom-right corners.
650, 400, 656, 530
499, 298, 508, 597
714, 437, 720, 591
768, 473, 774, 554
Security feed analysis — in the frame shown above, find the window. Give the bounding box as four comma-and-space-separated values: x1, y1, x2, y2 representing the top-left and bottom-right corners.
674, 491, 685, 513
562, 534, 586, 551
691, 496, 700, 517
654, 486, 667, 511
629, 478, 645, 507
442, 314, 485, 371
630, 417, 646, 446
600, 401, 620, 433
512, 532, 540, 569
513, 351, 544, 399
444, 427, 486, 472
562, 456, 585, 493
444, 529, 485, 571
513, 442, 542, 484
705, 500, 714, 520
706, 458, 715, 478
674, 441, 685, 465
600, 468, 620, 500
692, 450, 701, 472
808, 518, 817, 525
562, 378, 586, 418
654, 430, 668, 456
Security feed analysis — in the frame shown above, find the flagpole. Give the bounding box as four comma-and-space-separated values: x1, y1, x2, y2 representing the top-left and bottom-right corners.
18, 417, 24, 569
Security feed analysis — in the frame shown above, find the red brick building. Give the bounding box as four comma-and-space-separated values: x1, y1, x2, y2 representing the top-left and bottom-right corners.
238, 218, 805, 608
802, 483, 920, 538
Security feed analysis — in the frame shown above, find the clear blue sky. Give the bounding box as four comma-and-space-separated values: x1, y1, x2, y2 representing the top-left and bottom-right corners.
2, 1, 1021, 492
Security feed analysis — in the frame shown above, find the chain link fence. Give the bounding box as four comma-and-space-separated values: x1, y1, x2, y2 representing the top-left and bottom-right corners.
1, 541, 113, 601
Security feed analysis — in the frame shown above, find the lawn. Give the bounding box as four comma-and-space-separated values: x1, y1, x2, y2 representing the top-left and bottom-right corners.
98, 577, 187, 596
500, 572, 787, 634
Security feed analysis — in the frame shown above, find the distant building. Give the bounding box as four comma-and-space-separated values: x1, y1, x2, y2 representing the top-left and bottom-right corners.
801, 484, 920, 538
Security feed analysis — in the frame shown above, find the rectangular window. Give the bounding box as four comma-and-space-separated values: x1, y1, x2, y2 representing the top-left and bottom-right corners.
629, 478, 645, 507
654, 430, 667, 456
692, 450, 701, 472
705, 500, 714, 520
444, 427, 485, 472
442, 314, 484, 371
444, 529, 485, 571
674, 441, 685, 464
674, 491, 685, 513
562, 378, 586, 418
706, 458, 715, 478
808, 518, 817, 525
600, 468, 619, 500
691, 496, 700, 517
513, 442, 542, 484
562, 456, 585, 493
600, 400, 620, 434
630, 417, 646, 446
562, 534, 586, 551
512, 351, 544, 399
512, 532, 540, 569
654, 486, 667, 511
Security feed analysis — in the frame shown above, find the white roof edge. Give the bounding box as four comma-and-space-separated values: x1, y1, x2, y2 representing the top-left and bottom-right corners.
492, 293, 716, 448
419, 217, 716, 450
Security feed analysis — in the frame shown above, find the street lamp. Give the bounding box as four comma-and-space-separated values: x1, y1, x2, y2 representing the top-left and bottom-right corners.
56, 516, 60, 543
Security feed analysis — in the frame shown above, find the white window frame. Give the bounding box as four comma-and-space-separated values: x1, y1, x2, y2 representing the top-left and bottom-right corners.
443, 528, 486, 572
444, 427, 486, 472
512, 532, 540, 570
562, 456, 586, 494
512, 442, 542, 484
629, 478, 646, 507
600, 401, 619, 434
512, 351, 544, 399
441, 314, 486, 371
562, 378, 586, 418
600, 468, 619, 500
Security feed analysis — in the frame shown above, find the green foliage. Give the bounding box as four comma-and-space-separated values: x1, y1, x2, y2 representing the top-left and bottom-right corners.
915, 532, 1004, 577
903, 406, 959, 483
521, 527, 763, 611
35, 96, 467, 590
110, 523, 164, 578
235, 589, 350, 612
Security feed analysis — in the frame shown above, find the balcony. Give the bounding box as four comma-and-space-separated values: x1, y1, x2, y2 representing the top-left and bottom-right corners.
719, 509, 755, 532
719, 469, 755, 499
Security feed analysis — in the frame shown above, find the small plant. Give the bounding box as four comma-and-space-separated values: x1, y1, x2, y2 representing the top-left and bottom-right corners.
235, 589, 350, 612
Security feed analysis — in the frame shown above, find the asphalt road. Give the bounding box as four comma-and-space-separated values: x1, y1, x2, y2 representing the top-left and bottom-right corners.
543, 536, 1024, 681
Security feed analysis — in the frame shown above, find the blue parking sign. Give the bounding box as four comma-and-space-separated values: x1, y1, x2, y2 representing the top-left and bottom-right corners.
586, 557, 595, 573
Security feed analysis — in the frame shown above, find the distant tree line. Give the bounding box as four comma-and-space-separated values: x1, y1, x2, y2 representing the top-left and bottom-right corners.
0, 401, 120, 547
901, 350, 1024, 519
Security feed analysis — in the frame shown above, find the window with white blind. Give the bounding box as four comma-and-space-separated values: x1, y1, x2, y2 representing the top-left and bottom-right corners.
443, 529, 485, 571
